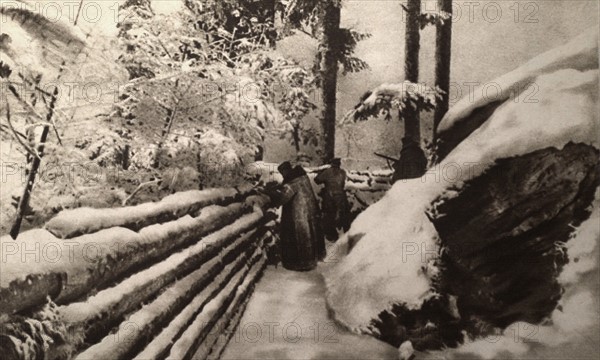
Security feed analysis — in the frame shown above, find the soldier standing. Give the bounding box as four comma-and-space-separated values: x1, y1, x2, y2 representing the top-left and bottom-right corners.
315, 158, 350, 241
391, 136, 428, 183
269, 162, 325, 271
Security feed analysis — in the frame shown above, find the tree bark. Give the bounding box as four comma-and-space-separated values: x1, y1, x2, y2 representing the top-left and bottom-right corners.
403, 0, 421, 144
433, 0, 453, 141
319, 1, 341, 163
9, 85, 58, 239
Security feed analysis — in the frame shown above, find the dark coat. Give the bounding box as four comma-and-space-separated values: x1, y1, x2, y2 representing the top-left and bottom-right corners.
278, 166, 325, 271
314, 166, 350, 239
392, 141, 428, 183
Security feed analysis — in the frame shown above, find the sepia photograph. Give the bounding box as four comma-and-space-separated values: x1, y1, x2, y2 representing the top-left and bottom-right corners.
0, 0, 598, 359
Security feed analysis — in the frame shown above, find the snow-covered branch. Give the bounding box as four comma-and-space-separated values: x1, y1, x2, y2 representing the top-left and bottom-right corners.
341, 82, 443, 124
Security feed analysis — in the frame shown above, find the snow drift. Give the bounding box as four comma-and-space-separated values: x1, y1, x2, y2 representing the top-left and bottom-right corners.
324, 27, 599, 355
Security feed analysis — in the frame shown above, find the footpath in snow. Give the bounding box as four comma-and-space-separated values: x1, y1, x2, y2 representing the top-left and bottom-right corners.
220, 266, 397, 359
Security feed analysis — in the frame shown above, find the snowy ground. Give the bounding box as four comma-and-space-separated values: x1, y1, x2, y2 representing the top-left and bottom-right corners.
220, 261, 599, 360
220, 265, 398, 360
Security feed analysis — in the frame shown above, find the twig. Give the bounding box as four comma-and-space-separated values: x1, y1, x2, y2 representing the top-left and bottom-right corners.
9, 123, 50, 239
6, 84, 46, 122
122, 179, 161, 206
4, 104, 40, 160
0, 123, 27, 140
9, 85, 59, 239
74, 0, 84, 25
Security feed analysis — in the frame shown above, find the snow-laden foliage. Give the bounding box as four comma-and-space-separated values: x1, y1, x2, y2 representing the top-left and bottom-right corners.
109, 0, 322, 195
0, 0, 321, 236
419, 11, 452, 29
342, 82, 443, 123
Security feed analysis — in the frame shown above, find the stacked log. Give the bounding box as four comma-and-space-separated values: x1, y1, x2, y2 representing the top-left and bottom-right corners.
0, 187, 278, 360
0, 203, 251, 315
44, 186, 253, 239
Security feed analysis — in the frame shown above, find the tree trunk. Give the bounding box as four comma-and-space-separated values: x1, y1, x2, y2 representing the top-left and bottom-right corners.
403, 0, 421, 144
9, 85, 59, 239
433, 0, 453, 141
319, 1, 341, 163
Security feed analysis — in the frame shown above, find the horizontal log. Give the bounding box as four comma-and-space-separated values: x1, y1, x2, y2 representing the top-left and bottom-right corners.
134, 236, 269, 360
45, 185, 253, 239
74, 228, 271, 360
167, 256, 267, 360
60, 213, 270, 343
195, 239, 275, 360
203, 295, 251, 360
246, 162, 391, 188
346, 182, 391, 192
0, 202, 259, 315
192, 263, 262, 360
0, 218, 273, 360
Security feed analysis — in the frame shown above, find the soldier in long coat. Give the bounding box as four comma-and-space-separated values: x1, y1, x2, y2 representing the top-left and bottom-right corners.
315, 158, 350, 241
391, 137, 428, 183
273, 162, 325, 271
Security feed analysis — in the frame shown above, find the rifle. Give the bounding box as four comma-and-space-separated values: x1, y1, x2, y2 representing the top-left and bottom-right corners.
374, 152, 399, 170
374, 152, 399, 162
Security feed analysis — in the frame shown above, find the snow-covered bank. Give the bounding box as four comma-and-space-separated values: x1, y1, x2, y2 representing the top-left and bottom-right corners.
324, 27, 600, 354
436, 27, 599, 161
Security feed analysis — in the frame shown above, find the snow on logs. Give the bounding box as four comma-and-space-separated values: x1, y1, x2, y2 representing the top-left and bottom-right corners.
45, 186, 254, 239
1, 202, 250, 315
0, 188, 277, 360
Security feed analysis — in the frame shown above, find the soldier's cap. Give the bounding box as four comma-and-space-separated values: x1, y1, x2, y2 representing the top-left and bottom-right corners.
329, 157, 342, 166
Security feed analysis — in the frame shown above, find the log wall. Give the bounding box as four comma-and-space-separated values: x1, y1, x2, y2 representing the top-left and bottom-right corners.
0, 187, 278, 360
